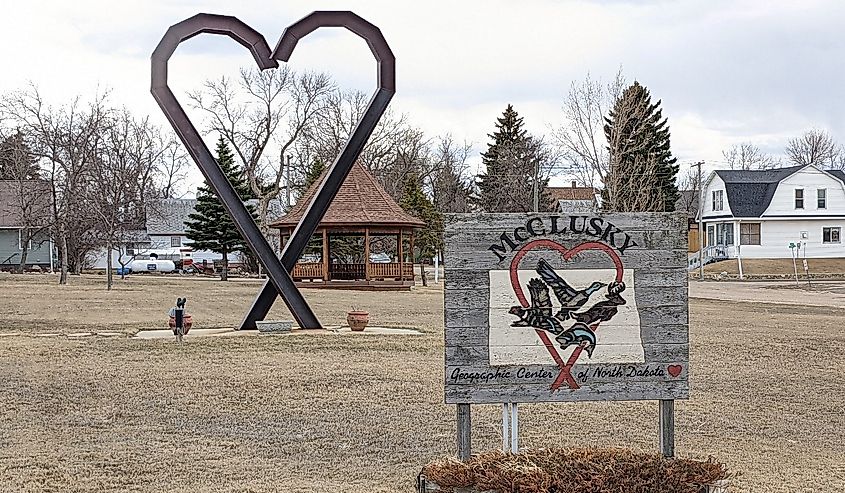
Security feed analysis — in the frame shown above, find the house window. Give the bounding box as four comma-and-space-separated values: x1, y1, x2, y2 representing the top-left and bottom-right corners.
126, 244, 136, 256
707, 225, 715, 247
712, 190, 724, 211
740, 223, 761, 245
17, 229, 32, 250
795, 189, 804, 209
171, 236, 182, 247
818, 189, 827, 209
716, 223, 734, 245
823, 227, 841, 244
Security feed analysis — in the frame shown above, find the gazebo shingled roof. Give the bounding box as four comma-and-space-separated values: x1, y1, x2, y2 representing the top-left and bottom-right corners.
270, 162, 425, 228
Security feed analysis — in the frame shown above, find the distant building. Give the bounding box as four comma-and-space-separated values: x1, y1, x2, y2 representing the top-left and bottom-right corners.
701, 164, 845, 259
547, 181, 600, 213
91, 198, 243, 269
0, 180, 54, 271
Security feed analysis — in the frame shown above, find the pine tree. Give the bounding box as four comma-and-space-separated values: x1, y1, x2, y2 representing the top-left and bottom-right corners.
475, 105, 551, 212
400, 173, 443, 286
602, 81, 679, 212
0, 131, 40, 180
184, 137, 256, 280
300, 157, 326, 194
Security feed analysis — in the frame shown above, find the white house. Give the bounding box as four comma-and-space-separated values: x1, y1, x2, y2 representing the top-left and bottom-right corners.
90, 198, 242, 269
701, 164, 845, 259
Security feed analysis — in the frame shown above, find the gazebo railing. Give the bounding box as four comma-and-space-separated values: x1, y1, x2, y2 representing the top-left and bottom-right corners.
369, 262, 413, 279
329, 263, 366, 280
292, 262, 323, 280
292, 261, 415, 282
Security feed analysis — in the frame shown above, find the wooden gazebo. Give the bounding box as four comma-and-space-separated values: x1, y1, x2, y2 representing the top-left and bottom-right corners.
270, 163, 425, 290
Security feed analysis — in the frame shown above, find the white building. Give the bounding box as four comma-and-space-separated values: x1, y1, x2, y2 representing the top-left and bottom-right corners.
701, 164, 845, 259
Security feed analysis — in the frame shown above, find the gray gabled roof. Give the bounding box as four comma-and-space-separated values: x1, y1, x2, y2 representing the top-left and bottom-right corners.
714, 165, 807, 217
145, 198, 197, 235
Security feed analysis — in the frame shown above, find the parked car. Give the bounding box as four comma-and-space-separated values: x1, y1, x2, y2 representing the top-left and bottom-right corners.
369, 252, 391, 263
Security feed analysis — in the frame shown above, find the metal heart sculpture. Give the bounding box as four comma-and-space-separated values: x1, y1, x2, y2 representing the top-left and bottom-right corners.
151, 11, 395, 330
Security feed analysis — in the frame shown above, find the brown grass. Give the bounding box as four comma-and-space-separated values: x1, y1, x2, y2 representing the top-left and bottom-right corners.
1, 273, 844, 492
423, 448, 729, 493
703, 258, 845, 276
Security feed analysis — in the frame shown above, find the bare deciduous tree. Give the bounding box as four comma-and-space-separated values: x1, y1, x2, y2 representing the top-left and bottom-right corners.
0, 130, 52, 272
553, 69, 626, 190
188, 68, 333, 235
785, 129, 841, 168
722, 142, 776, 170
429, 135, 474, 214
1, 85, 109, 284
91, 109, 169, 289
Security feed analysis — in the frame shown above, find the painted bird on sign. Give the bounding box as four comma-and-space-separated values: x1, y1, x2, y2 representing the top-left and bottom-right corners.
536, 259, 606, 320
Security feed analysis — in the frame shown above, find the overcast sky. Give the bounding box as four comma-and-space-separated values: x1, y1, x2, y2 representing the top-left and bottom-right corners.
3, 0, 845, 191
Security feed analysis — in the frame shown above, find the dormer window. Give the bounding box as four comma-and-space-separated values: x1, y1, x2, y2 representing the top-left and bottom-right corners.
818, 189, 827, 209
795, 189, 804, 209
712, 190, 724, 211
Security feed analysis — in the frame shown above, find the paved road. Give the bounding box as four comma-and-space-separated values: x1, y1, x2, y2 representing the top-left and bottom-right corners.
689, 280, 845, 308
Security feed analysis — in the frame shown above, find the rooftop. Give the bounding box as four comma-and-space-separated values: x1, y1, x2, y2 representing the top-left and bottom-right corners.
0, 180, 52, 228
270, 163, 425, 229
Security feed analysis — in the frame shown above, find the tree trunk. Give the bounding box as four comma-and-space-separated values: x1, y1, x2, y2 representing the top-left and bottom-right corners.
17, 230, 28, 274
419, 260, 427, 287
106, 241, 113, 291
221, 246, 229, 281
59, 230, 69, 285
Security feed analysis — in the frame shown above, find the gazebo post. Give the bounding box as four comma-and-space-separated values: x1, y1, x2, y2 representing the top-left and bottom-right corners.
364, 227, 371, 281
322, 228, 329, 282
398, 228, 403, 281
410, 230, 415, 282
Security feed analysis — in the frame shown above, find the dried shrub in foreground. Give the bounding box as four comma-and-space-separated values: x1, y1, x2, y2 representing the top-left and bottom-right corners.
422, 448, 730, 493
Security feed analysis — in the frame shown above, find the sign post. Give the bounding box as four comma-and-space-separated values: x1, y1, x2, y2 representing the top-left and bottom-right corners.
444, 213, 689, 458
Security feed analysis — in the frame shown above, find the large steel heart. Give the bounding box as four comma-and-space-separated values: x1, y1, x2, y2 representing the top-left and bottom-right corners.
151, 12, 395, 329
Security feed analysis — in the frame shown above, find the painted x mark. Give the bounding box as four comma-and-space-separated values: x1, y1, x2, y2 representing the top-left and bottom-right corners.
151, 11, 395, 329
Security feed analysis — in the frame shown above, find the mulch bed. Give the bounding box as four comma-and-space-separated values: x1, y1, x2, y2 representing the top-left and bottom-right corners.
420, 448, 730, 493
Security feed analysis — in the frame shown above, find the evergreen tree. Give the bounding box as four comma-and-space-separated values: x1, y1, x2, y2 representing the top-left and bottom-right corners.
475, 105, 551, 212
602, 81, 679, 212
300, 157, 326, 194
0, 131, 40, 180
184, 137, 256, 280
400, 172, 443, 286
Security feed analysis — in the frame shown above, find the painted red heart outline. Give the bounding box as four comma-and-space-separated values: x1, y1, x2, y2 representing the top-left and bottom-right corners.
508, 239, 624, 390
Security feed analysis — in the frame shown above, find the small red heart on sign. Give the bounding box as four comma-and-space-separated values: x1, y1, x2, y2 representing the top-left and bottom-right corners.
667, 365, 683, 377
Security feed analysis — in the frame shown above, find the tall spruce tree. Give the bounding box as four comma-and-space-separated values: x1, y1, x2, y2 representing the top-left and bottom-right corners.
400, 172, 443, 286
602, 81, 679, 212
0, 131, 40, 180
475, 105, 550, 212
184, 137, 256, 280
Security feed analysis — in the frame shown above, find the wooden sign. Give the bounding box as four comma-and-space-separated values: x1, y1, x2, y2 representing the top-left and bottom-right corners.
444, 213, 689, 404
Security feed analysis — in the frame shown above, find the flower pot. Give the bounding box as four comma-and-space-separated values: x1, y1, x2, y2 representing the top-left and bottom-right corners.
168, 314, 193, 335
347, 311, 369, 331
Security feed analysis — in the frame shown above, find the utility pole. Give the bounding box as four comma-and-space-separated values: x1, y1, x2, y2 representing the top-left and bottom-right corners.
532, 159, 540, 213
286, 154, 292, 207
691, 161, 705, 281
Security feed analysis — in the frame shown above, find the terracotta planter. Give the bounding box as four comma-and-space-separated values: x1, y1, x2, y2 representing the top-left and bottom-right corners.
168, 314, 193, 334
347, 311, 369, 331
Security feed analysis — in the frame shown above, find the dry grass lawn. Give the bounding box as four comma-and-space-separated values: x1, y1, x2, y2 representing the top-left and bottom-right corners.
1, 273, 844, 492
703, 257, 845, 276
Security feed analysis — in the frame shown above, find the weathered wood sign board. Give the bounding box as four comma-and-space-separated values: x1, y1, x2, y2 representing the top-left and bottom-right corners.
444, 213, 689, 404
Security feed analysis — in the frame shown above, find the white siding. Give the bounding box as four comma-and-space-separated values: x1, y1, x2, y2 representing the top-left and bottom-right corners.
148, 234, 241, 264
701, 173, 733, 218
762, 166, 845, 216
735, 219, 845, 258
